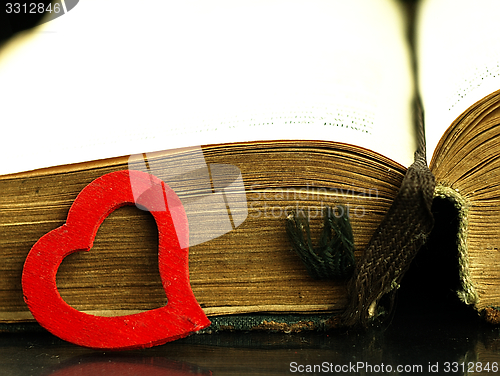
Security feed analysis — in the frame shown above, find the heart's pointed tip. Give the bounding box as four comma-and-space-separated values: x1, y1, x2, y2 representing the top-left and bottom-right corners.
195, 316, 212, 332
179, 307, 211, 333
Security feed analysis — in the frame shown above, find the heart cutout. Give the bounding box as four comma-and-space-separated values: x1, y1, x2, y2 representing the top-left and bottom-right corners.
22, 170, 210, 350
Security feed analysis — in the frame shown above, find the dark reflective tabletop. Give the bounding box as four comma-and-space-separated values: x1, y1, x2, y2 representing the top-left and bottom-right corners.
1, 311, 498, 376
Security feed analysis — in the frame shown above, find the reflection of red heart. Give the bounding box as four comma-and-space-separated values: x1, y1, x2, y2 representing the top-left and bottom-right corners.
22, 170, 210, 350
47, 357, 212, 376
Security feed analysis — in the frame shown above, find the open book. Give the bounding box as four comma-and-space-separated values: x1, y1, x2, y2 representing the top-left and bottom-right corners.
0, 0, 499, 328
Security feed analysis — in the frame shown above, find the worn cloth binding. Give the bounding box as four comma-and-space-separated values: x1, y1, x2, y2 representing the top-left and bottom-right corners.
342, 147, 435, 327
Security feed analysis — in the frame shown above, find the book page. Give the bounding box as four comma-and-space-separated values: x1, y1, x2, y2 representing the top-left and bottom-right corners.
0, 0, 415, 175
417, 0, 500, 162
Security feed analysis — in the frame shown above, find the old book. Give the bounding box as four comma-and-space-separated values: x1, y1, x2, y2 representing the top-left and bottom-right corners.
0, 0, 499, 329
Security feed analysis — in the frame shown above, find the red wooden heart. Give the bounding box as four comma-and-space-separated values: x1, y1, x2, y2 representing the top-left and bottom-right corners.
22, 170, 210, 350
